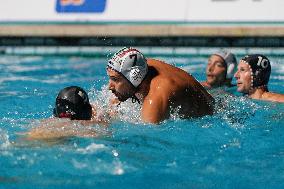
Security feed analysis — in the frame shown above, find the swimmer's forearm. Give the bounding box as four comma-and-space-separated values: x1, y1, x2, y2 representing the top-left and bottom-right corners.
26, 125, 98, 140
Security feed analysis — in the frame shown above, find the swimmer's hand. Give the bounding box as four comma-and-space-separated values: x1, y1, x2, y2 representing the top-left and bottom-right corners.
91, 98, 119, 122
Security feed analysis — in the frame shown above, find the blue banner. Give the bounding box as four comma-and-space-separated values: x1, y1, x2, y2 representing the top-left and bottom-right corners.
56, 0, 106, 13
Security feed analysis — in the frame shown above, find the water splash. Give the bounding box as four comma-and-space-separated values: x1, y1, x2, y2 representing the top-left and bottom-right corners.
213, 92, 259, 129
77, 143, 107, 154
71, 143, 133, 175
0, 128, 11, 149
89, 85, 143, 124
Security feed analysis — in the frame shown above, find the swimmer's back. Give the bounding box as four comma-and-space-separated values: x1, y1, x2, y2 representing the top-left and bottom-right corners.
147, 59, 214, 117
147, 58, 212, 96
148, 59, 191, 83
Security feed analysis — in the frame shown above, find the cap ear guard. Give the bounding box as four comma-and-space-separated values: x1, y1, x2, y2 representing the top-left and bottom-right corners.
254, 69, 262, 87
226, 62, 236, 79
253, 68, 270, 88
128, 66, 148, 87
76, 103, 92, 120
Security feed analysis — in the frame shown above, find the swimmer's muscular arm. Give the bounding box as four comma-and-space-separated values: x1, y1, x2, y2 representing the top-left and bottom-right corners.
141, 85, 170, 124
142, 95, 169, 124
25, 117, 109, 140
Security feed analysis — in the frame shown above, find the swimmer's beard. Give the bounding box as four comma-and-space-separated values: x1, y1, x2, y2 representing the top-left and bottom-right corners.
111, 90, 133, 102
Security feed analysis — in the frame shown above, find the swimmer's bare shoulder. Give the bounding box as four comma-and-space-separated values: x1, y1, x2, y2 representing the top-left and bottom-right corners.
148, 58, 210, 90
142, 77, 173, 123
141, 67, 206, 123
142, 58, 214, 122
262, 92, 284, 103
149, 58, 213, 103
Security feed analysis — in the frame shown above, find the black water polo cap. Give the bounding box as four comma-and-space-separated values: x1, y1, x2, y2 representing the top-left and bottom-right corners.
53, 86, 92, 120
241, 54, 271, 88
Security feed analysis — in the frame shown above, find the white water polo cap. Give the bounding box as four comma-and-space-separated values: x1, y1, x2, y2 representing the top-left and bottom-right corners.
214, 50, 237, 79
107, 47, 148, 88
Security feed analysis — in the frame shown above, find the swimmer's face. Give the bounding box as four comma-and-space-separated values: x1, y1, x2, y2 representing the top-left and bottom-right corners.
107, 68, 136, 102
206, 55, 227, 87
234, 61, 252, 94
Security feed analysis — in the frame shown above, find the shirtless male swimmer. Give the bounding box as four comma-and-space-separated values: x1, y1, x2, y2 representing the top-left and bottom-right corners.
234, 54, 284, 103
107, 47, 215, 124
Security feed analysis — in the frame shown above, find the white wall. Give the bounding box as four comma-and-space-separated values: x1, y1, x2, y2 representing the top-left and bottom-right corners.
186, 0, 284, 22
0, 0, 282, 22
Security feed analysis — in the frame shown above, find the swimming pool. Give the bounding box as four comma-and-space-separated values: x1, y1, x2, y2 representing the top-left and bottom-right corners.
0, 47, 284, 189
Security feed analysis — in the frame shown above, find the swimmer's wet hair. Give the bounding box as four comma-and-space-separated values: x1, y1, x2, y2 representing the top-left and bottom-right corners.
53, 86, 92, 120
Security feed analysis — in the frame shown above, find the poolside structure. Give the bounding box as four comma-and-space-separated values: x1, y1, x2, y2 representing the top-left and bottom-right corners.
0, 24, 284, 47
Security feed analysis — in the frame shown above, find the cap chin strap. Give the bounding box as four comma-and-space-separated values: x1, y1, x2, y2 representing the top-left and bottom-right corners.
130, 84, 141, 104
131, 95, 140, 104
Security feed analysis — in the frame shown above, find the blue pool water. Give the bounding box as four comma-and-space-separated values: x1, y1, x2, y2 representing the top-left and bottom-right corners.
0, 48, 284, 189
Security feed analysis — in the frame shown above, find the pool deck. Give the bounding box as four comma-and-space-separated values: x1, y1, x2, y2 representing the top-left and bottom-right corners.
0, 24, 284, 37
